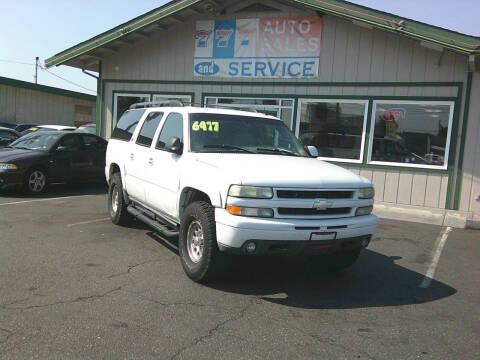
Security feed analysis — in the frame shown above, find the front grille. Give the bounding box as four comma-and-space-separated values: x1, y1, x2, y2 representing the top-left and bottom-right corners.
277, 207, 351, 216
276, 190, 354, 199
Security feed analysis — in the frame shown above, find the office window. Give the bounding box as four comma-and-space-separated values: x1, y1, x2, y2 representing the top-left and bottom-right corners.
368, 101, 454, 169
113, 93, 150, 126
152, 94, 192, 106
297, 99, 368, 162
204, 96, 295, 129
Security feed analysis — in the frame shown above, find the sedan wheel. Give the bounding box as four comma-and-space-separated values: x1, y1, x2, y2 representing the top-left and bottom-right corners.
25, 169, 47, 194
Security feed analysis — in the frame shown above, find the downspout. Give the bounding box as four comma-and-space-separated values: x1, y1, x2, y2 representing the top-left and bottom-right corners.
82, 65, 102, 137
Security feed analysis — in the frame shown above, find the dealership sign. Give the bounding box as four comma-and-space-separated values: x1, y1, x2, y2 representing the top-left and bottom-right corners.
194, 17, 322, 78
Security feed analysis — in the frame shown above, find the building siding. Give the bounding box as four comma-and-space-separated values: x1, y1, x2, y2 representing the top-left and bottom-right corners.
0, 83, 96, 127
99, 0, 477, 216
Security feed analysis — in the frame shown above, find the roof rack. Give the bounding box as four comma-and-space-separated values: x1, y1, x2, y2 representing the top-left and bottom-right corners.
129, 100, 184, 109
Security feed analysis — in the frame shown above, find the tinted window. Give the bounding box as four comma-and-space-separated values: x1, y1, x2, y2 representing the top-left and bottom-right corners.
156, 113, 183, 150
57, 135, 82, 152
111, 109, 145, 141
136, 112, 163, 147
81, 135, 107, 151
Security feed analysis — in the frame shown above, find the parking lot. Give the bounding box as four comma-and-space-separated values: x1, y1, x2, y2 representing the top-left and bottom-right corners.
0, 184, 479, 359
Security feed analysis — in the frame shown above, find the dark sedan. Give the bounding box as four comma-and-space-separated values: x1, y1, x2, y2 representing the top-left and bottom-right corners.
0, 131, 107, 194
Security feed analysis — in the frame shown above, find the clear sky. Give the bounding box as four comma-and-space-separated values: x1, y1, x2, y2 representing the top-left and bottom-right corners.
1, 0, 478, 95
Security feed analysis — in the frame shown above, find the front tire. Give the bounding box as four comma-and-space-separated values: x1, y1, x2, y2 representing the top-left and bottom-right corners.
108, 172, 130, 225
179, 201, 224, 282
24, 167, 48, 194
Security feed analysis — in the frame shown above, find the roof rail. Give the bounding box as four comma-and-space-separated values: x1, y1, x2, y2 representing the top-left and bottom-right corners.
129, 100, 184, 109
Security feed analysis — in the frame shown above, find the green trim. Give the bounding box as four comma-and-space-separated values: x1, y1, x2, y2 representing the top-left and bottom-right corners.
96, 62, 103, 137
46, 0, 479, 69
103, 78, 462, 88
45, 0, 202, 68
452, 72, 473, 210
0, 76, 96, 102
445, 84, 463, 209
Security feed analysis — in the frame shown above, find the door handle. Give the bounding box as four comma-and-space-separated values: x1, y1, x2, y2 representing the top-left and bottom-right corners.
130, 153, 134, 160
148, 158, 154, 166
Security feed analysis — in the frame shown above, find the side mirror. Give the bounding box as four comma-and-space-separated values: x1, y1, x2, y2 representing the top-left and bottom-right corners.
56, 145, 68, 152
165, 136, 183, 155
306, 145, 318, 158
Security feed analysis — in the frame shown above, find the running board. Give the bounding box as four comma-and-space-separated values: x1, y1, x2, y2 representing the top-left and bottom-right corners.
127, 206, 179, 237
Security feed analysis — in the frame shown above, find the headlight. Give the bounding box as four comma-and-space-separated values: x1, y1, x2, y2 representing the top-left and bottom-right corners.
356, 206, 373, 216
226, 205, 274, 218
0, 163, 18, 170
228, 185, 273, 199
358, 187, 374, 199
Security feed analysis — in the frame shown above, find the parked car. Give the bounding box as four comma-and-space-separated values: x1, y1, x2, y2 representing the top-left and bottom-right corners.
0, 127, 21, 148
21, 125, 76, 136
0, 122, 16, 129
75, 123, 96, 135
0, 131, 107, 193
106, 102, 377, 282
14, 123, 39, 133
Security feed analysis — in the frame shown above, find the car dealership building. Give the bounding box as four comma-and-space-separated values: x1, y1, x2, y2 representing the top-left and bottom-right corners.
45, 0, 480, 227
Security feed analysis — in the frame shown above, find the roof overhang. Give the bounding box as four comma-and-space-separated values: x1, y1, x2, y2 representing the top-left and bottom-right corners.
45, 0, 480, 72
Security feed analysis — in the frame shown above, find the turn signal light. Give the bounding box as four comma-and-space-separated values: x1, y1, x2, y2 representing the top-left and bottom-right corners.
226, 205, 274, 218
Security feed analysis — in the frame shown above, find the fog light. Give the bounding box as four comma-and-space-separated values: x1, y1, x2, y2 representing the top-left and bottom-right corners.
361, 238, 370, 248
245, 241, 256, 253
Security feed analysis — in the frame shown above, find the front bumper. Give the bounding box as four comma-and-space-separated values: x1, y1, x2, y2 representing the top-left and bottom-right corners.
215, 208, 377, 255
0, 171, 24, 189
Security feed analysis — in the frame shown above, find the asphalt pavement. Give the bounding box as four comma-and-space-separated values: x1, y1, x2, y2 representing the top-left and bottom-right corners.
0, 184, 479, 359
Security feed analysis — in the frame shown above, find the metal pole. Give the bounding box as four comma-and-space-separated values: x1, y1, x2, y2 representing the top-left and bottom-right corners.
35, 57, 39, 84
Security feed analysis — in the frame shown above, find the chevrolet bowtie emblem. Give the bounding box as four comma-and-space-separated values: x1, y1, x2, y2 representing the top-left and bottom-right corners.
312, 200, 333, 210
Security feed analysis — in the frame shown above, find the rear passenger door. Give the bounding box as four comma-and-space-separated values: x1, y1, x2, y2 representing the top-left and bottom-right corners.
51, 134, 90, 182
129, 111, 164, 203
145, 112, 184, 218
79, 134, 107, 180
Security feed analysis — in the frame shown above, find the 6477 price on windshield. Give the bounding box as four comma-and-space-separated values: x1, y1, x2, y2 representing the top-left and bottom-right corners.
192, 121, 219, 132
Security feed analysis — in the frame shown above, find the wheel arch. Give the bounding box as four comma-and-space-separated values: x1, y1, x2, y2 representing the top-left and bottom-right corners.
179, 187, 219, 220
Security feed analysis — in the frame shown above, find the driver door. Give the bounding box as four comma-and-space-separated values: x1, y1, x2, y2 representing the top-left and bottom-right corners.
51, 134, 91, 183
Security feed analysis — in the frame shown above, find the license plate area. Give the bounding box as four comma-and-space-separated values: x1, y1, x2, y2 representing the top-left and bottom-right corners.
310, 231, 337, 241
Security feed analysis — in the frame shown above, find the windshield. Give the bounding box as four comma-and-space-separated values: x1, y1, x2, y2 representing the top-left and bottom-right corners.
189, 113, 308, 157
9, 132, 61, 151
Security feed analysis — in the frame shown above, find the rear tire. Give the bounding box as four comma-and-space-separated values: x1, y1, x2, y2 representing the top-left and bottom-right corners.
179, 201, 224, 283
108, 172, 130, 225
308, 248, 361, 272
24, 167, 48, 194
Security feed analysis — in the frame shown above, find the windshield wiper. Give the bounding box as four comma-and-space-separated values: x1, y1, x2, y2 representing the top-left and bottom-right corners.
256, 147, 301, 156
203, 144, 256, 154
11, 146, 31, 150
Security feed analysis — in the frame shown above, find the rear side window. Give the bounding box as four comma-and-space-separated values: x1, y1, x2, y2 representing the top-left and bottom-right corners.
81, 134, 107, 150
111, 109, 145, 141
136, 112, 164, 147
156, 113, 183, 150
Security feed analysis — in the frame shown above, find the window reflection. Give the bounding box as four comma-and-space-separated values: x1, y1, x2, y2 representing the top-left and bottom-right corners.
370, 102, 452, 167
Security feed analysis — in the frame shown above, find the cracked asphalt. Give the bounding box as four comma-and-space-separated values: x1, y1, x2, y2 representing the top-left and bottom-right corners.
1, 184, 479, 359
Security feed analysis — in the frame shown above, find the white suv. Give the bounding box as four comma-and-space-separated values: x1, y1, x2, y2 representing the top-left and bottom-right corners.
105, 101, 377, 282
